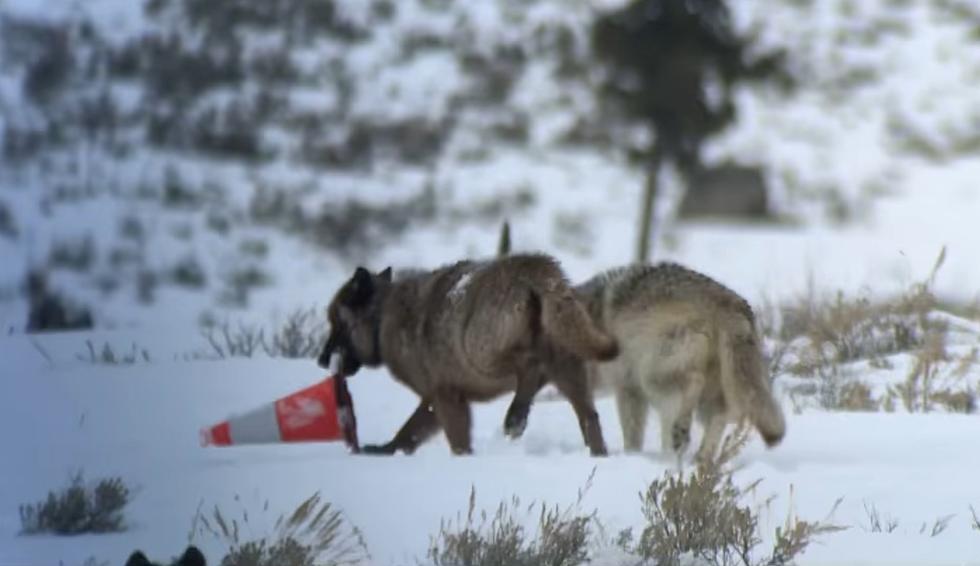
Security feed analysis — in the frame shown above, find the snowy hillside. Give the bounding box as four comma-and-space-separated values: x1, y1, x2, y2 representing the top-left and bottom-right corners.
4, 0, 980, 564
2, 0, 980, 335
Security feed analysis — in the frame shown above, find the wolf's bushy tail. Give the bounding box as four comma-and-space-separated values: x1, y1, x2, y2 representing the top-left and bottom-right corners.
540, 287, 618, 361
718, 326, 785, 447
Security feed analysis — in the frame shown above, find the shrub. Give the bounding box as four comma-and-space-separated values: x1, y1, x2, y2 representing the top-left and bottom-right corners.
769, 248, 980, 413
200, 321, 265, 359
883, 343, 977, 414
628, 426, 844, 566
19, 472, 131, 535
76, 340, 151, 365
219, 265, 272, 307
428, 470, 598, 566
196, 308, 327, 360
192, 492, 369, 566
778, 248, 948, 377
25, 271, 94, 333
48, 235, 97, 272
172, 255, 208, 288
264, 308, 327, 359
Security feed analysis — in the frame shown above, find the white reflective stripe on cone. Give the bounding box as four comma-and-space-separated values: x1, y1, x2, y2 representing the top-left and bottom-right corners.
228, 401, 281, 444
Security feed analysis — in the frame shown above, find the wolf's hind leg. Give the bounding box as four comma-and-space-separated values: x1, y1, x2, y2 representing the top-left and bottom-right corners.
504, 371, 546, 439
615, 380, 649, 452
670, 371, 705, 454
363, 400, 439, 455
552, 359, 608, 456
433, 389, 474, 455
695, 408, 728, 464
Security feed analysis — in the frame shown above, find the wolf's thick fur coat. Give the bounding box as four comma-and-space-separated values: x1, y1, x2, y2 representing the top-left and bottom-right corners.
320, 254, 618, 456
576, 262, 785, 460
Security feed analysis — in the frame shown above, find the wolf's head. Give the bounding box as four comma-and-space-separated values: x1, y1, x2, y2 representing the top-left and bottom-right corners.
318, 266, 393, 376
125, 545, 205, 566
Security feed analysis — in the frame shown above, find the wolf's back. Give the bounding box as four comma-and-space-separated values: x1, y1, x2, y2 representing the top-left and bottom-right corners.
583, 263, 755, 321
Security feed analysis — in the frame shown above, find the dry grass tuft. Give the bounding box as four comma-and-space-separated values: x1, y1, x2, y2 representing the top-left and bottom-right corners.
19, 472, 131, 535
882, 344, 977, 414
625, 427, 845, 566
768, 248, 978, 413
76, 339, 151, 365
428, 469, 598, 566
197, 307, 328, 360
920, 514, 955, 538
193, 492, 369, 566
863, 502, 899, 534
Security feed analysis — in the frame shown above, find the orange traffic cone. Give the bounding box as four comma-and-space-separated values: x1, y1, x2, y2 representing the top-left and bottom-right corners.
200, 375, 359, 452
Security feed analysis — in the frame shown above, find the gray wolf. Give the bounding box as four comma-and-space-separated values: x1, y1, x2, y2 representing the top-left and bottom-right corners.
125, 546, 205, 566
576, 262, 785, 460
318, 254, 619, 456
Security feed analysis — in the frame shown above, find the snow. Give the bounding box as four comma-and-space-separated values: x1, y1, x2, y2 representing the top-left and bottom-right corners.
4, 0, 980, 563
3, 334, 980, 565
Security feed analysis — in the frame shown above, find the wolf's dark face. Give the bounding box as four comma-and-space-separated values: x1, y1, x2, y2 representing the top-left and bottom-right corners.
318, 266, 392, 376
125, 545, 205, 566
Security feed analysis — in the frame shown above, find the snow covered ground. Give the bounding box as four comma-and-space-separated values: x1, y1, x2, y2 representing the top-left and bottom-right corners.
3, 319, 980, 565
3, 0, 980, 564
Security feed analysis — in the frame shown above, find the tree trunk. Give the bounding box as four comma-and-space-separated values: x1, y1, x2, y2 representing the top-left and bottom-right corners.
635, 150, 663, 263
496, 220, 511, 257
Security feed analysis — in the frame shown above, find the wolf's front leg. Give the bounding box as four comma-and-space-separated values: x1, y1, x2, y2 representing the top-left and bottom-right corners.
615, 380, 649, 452
552, 360, 608, 456
362, 400, 439, 455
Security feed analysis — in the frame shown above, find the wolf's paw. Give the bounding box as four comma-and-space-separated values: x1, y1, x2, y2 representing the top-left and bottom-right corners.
361, 443, 397, 455
671, 422, 691, 453
503, 402, 530, 439
504, 415, 528, 439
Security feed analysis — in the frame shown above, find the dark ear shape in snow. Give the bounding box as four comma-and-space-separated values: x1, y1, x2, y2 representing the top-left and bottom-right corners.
124, 545, 206, 566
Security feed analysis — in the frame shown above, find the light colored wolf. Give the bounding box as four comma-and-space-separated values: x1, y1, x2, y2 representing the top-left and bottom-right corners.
317, 254, 619, 456
575, 262, 785, 460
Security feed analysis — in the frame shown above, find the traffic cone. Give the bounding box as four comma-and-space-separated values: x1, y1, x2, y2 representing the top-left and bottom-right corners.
200, 375, 359, 452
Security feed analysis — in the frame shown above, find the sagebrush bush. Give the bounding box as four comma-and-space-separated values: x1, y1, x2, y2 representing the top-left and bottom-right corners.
770, 248, 980, 413
219, 265, 272, 307
48, 235, 97, 272
625, 426, 844, 566
883, 341, 977, 414
428, 470, 598, 566
193, 492, 368, 566
197, 307, 327, 360
775, 248, 948, 377
19, 472, 131, 535
264, 308, 327, 359
172, 255, 208, 288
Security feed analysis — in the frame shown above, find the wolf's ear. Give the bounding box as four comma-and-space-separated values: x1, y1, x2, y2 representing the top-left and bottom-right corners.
347, 266, 374, 306
378, 267, 393, 282
178, 545, 207, 566
125, 551, 152, 566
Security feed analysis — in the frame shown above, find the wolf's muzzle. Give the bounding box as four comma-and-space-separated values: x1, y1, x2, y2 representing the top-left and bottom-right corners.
317, 335, 337, 370
318, 334, 361, 376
